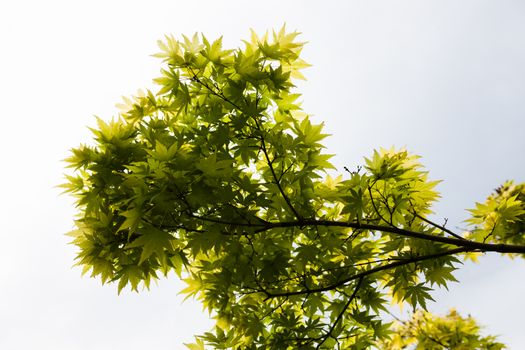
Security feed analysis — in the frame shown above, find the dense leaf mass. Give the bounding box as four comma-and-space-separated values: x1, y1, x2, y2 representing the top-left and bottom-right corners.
379, 309, 506, 349
64, 29, 524, 349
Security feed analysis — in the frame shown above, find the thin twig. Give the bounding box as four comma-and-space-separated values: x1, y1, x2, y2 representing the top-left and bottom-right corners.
413, 212, 466, 241
316, 277, 364, 349
254, 118, 302, 220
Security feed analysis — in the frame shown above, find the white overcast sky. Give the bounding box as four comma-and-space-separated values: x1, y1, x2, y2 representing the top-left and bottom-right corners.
1, 1, 525, 349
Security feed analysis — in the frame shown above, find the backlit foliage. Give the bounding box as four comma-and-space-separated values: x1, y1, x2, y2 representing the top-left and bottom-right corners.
63, 28, 524, 349
379, 309, 505, 350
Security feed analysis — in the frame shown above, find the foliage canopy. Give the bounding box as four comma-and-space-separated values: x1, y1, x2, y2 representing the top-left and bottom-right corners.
379, 309, 505, 350
63, 28, 525, 349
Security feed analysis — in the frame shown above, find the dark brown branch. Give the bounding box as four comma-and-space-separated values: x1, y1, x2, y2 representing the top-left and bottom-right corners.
367, 184, 392, 226
316, 277, 364, 349
186, 212, 266, 227
158, 183, 525, 254
251, 256, 409, 287
253, 220, 525, 254
263, 247, 469, 298
254, 118, 302, 220
156, 206, 525, 254
413, 212, 466, 241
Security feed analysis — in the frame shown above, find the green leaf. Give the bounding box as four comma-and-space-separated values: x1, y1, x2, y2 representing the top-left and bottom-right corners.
126, 226, 174, 264
117, 265, 143, 293
184, 338, 205, 350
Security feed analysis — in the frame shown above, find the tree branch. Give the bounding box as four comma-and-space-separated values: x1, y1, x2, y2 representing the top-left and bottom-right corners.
263, 247, 469, 298
188, 68, 244, 112
253, 219, 525, 254
412, 212, 466, 241
254, 118, 302, 220
316, 277, 364, 349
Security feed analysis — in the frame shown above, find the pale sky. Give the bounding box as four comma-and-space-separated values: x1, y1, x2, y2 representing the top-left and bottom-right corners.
1, 1, 524, 348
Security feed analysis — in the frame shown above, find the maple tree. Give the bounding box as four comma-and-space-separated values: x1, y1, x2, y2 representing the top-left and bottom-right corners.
63, 28, 524, 349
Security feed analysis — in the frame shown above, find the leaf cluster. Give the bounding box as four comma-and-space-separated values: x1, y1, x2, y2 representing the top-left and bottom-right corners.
63, 28, 525, 349
378, 309, 506, 350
